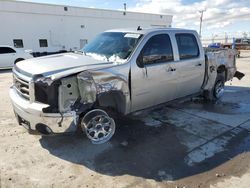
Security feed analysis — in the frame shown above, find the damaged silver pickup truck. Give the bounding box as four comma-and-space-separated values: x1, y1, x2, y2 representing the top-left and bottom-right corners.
10, 28, 243, 144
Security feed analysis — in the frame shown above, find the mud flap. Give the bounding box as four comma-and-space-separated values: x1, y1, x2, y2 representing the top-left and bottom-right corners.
234, 71, 245, 80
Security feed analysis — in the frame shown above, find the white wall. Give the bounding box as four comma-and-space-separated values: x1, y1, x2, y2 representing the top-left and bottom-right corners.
0, 0, 172, 52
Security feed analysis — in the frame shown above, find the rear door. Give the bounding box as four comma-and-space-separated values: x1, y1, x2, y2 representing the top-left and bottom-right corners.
0, 47, 16, 68
131, 33, 177, 111
171, 33, 205, 98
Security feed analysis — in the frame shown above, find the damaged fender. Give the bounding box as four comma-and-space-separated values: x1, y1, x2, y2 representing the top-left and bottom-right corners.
203, 49, 244, 99
77, 70, 130, 114
202, 52, 217, 91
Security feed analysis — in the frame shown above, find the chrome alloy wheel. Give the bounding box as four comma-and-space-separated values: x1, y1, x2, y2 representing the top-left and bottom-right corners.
214, 80, 224, 99
81, 109, 115, 144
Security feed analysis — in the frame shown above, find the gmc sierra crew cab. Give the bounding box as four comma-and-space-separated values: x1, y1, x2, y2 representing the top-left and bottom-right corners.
9, 27, 242, 144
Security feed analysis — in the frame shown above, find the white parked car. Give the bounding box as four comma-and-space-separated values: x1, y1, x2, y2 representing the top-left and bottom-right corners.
0, 45, 33, 69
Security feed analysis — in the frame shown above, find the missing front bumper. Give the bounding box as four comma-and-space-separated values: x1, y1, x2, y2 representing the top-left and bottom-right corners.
10, 86, 78, 135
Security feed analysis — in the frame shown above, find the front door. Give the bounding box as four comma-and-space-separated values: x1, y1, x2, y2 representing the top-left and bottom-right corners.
131, 34, 177, 112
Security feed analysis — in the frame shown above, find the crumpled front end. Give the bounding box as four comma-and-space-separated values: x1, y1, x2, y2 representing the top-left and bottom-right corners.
10, 68, 77, 135
77, 70, 130, 113
9, 85, 77, 135
9, 67, 130, 135
58, 69, 130, 116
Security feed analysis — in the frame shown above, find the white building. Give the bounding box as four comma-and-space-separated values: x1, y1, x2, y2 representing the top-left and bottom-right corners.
0, 0, 172, 53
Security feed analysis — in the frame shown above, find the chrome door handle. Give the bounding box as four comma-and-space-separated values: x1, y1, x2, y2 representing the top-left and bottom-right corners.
195, 63, 202, 66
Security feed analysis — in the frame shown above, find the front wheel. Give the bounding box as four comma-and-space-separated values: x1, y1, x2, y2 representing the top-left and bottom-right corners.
80, 109, 116, 144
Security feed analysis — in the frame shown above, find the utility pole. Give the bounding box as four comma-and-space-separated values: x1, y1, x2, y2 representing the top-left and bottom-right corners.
123, 3, 127, 15
199, 10, 206, 38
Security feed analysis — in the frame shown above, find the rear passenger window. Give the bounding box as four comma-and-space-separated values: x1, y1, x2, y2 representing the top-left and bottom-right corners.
0, 47, 16, 54
142, 34, 173, 65
176, 34, 199, 60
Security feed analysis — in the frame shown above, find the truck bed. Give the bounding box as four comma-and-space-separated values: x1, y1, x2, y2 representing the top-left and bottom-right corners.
203, 48, 237, 92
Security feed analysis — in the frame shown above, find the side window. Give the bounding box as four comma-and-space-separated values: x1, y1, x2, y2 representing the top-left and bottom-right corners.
13, 39, 24, 48
175, 34, 199, 60
142, 34, 173, 65
0, 47, 16, 54
39, 39, 48, 47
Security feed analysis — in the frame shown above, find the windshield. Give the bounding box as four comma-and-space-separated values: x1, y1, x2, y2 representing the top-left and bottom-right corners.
82, 32, 142, 63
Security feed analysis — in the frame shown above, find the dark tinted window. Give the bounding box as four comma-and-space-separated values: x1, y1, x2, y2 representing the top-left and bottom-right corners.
0, 47, 16, 54
142, 34, 173, 65
176, 34, 199, 60
39, 39, 48, 47
235, 39, 241, 43
13, 39, 24, 48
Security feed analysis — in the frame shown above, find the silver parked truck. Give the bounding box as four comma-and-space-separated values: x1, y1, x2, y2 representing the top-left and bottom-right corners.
9, 28, 242, 144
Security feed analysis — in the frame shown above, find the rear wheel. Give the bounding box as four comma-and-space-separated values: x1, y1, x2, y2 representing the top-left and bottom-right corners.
213, 73, 225, 99
81, 109, 115, 144
203, 72, 225, 101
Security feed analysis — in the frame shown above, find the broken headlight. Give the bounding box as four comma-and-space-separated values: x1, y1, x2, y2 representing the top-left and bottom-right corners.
34, 76, 60, 113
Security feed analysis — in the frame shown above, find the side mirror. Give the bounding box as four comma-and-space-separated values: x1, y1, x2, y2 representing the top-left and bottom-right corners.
136, 53, 144, 68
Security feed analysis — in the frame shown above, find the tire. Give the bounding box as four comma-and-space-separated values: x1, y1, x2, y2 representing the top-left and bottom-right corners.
80, 109, 116, 144
213, 73, 225, 99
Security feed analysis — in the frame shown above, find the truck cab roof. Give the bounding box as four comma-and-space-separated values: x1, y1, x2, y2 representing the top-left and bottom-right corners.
106, 27, 197, 35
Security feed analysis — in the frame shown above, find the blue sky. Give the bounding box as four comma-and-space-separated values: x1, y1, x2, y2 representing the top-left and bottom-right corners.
18, 0, 250, 37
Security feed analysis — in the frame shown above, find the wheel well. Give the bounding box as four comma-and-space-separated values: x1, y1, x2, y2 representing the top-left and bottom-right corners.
97, 91, 126, 114
15, 58, 25, 64
217, 65, 227, 79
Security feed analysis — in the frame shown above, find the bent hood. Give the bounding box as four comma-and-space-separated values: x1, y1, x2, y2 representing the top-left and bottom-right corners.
15, 53, 114, 78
